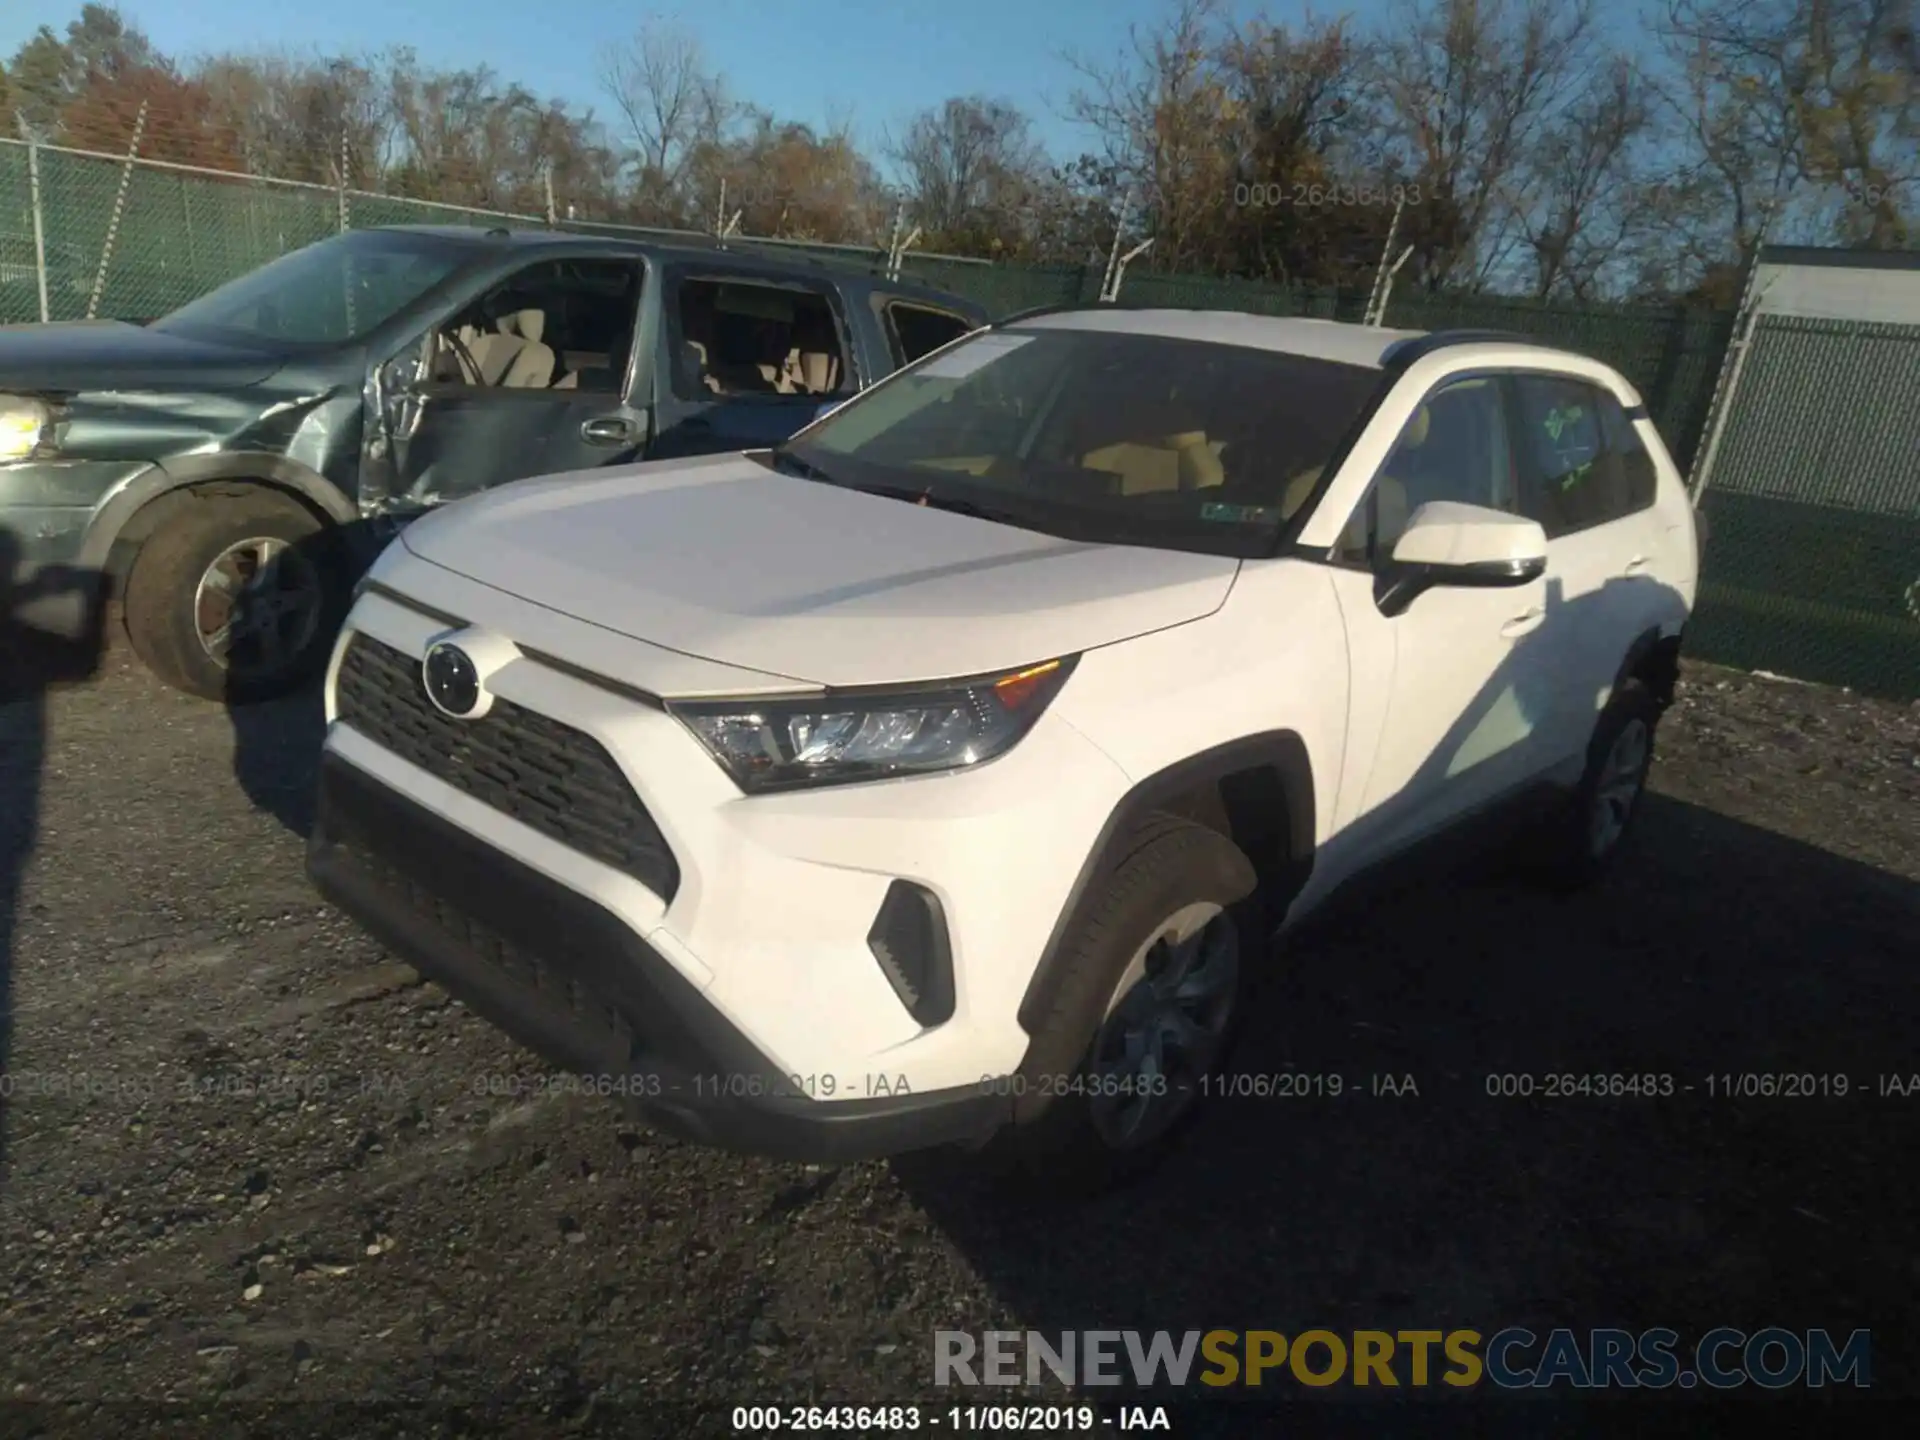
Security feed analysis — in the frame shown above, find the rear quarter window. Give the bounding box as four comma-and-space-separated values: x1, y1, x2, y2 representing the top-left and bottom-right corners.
1510, 374, 1650, 537
882, 301, 975, 368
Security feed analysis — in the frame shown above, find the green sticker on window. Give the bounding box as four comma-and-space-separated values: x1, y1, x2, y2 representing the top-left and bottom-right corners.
1542, 404, 1585, 443
1542, 404, 1596, 488
1201, 502, 1279, 523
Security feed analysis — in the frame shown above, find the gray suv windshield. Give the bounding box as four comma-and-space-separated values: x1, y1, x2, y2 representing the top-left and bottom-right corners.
151, 231, 473, 347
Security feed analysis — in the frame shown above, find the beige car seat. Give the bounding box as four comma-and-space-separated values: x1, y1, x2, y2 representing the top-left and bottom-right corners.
464, 309, 555, 388
1082, 431, 1227, 495
781, 311, 843, 395
783, 347, 841, 395
429, 324, 484, 382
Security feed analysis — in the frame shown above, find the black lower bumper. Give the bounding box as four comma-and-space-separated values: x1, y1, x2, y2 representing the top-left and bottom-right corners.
306, 751, 1009, 1163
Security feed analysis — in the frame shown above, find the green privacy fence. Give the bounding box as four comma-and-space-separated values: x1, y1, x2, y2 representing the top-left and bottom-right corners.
1688, 315, 1920, 699
0, 139, 973, 326
4, 138, 1912, 697
0, 140, 526, 324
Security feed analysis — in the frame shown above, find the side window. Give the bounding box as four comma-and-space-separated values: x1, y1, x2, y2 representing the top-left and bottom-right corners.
1335, 376, 1516, 563
1597, 391, 1658, 514
429, 259, 643, 394
885, 302, 973, 367
1510, 375, 1644, 537
670, 276, 850, 402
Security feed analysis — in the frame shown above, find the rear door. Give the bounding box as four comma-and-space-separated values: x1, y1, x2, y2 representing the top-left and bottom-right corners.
383, 254, 651, 505
1504, 371, 1673, 771
648, 267, 858, 459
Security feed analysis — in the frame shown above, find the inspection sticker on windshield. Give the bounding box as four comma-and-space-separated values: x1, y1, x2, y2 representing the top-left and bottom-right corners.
915, 333, 1033, 379
1201, 501, 1281, 524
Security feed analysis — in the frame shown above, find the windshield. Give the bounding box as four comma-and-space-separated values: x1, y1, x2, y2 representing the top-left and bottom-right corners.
152, 230, 474, 347
782, 324, 1383, 555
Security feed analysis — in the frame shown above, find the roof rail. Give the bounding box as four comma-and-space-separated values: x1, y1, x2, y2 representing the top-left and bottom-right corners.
1378, 328, 1545, 369
995, 299, 1218, 326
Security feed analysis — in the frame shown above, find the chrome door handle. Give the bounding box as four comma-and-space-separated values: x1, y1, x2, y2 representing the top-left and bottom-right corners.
1500, 606, 1546, 638
582, 416, 638, 446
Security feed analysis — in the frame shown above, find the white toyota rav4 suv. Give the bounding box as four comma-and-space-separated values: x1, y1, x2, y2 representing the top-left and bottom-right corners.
308, 307, 1698, 1191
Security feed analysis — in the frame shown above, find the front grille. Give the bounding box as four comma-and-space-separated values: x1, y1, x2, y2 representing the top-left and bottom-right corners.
337, 826, 641, 1066
334, 634, 680, 900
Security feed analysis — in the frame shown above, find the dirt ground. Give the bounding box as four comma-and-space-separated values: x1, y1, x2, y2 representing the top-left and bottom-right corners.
1, 627, 1916, 1438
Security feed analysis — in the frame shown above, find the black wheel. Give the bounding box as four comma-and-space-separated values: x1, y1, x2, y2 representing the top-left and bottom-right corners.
980, 812, 1259, 1197
1533, 677, 1661, 890
122, 488, 349, 704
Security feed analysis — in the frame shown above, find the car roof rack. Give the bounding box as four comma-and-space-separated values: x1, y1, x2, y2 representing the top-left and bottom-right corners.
996, 300, 1203, 326
994, 310, 1563, 369
1378, 328, 1548, 369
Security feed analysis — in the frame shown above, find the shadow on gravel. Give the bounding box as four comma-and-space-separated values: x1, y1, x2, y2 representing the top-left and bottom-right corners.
228, 681, 327, 837
227, 521, 382, 839
899, 795, 1920, 1418
0, 528, 109, 1182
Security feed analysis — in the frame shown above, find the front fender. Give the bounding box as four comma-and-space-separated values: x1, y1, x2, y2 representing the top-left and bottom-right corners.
78, 450, 359, 573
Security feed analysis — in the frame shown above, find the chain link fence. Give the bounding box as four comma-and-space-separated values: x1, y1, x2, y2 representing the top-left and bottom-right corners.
1687, 315, 1920, 699
0, 137, 993, 326
4, 136, 1910, 698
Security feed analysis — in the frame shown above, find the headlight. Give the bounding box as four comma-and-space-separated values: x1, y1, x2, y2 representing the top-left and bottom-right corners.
0, 395, 52, 463
670, 657, 1077, 793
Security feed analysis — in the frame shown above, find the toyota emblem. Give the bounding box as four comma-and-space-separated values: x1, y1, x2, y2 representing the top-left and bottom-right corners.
422, 640, 482, 718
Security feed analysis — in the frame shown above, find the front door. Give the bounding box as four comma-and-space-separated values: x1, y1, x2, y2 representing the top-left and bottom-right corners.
384, 256, 651, 507
1327, 374, 1554, 860
648, 269, 858, 460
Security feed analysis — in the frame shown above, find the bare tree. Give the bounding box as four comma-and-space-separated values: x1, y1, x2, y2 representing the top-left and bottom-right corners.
889, 97, 1044, 243
1656, 0, 1916, 270
598, 21, 728, 217
687, 110, 886, 243
1217, 17, 1388, 286
1373, 0, 1599, 291
1519, 56, 1657, 298
382, 56, 599, 212
1793, 0, 1917, 244
195, 50, 398, 184
1064, 0, 1236, 272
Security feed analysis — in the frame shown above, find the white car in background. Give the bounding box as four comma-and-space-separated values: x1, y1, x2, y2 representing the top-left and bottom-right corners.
308, 307, 1698, 1193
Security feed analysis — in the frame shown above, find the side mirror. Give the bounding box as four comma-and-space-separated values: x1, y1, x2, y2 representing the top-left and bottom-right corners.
1377, 501, 1547, 617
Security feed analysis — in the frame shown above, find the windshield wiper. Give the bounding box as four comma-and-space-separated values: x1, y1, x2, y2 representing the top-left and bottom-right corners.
768, 446, 839, 484
844, 480, 1032, 527
769, 450, 1033, 528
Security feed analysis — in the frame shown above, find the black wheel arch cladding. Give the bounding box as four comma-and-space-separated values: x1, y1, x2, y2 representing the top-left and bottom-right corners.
1616, 625, 1683, 708
1016, 730, 1316, 1035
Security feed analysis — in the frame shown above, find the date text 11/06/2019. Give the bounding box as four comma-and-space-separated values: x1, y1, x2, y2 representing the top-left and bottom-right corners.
731, 1404, 1165, 1432
468, 1071, 1425, 1104
973, 1073, 1419, 1100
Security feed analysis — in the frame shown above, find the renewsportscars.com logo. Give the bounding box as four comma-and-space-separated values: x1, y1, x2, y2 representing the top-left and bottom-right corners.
934, 1328, 1871, 1390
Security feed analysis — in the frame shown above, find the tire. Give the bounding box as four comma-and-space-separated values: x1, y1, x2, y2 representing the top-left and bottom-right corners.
122, 487, 350, 704
1533, 677, 1661, 890
979, 812, 1259, 1198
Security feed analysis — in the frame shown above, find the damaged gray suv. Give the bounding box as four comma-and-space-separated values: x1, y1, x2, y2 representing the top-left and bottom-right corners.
0, 224, 983, 700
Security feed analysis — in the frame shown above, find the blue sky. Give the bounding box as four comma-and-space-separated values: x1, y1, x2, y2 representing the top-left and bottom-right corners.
2, 0, 1396, 166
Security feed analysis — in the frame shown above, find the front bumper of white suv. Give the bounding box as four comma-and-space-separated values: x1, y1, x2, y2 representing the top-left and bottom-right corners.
306, 577, 1134, 1162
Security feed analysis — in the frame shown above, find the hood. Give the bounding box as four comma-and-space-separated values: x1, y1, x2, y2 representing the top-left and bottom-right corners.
0, 319, 286, 393
399, 452, 1241, 688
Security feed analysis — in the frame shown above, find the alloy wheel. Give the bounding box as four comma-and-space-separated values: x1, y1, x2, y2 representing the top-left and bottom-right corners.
1587, 716, 1651, 857
193, 536, 324, 683
1087, 901, 1240, 1151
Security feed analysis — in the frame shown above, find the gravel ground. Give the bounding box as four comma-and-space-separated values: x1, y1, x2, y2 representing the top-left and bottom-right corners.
2, 623, 1917, 1438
